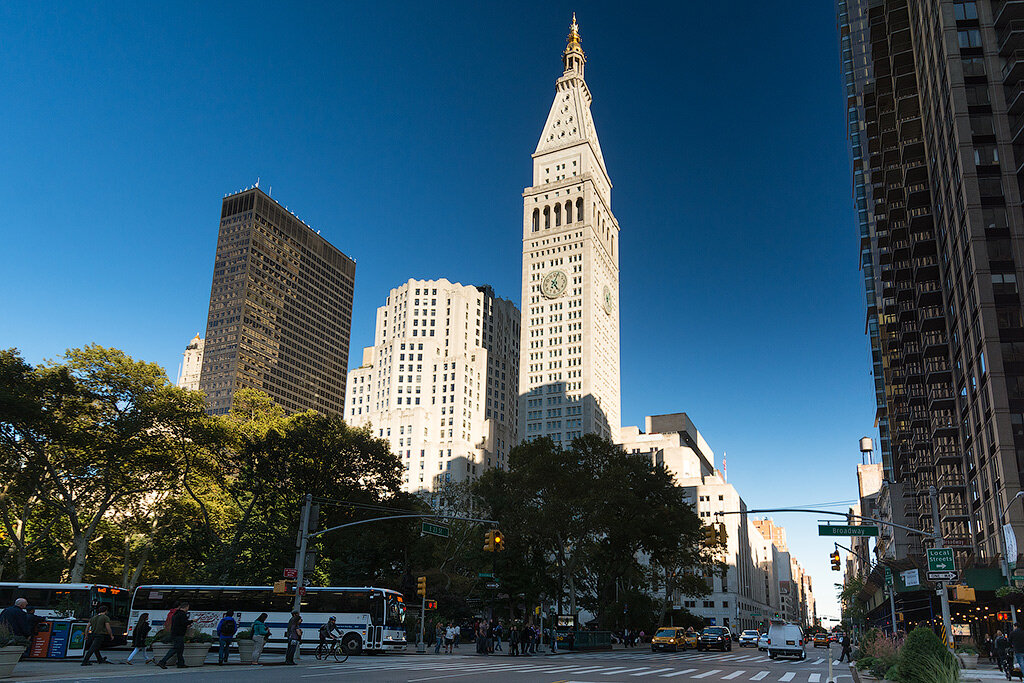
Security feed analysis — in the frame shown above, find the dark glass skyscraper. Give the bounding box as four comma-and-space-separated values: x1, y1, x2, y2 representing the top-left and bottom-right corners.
199, 186, 355, 416
840, 0, 1024, 564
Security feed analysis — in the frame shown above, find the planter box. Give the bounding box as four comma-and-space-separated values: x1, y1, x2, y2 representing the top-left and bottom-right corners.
0, 645, 26, 679
236, 638, 255, 664
151, 641, 211, 667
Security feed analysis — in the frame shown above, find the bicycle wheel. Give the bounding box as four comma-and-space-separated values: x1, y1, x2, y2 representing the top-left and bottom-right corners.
332, 643, 348, 663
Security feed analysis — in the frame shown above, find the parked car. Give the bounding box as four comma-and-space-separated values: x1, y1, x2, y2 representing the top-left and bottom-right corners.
738, 630, 760, 647
697, 626, 732, 652
757, 633, 770, 651
650, 627, 690, 653
766, 621, 806, 660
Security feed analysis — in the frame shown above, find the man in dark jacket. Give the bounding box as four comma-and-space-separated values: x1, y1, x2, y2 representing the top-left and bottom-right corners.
1010, 624, 1024, 675
157, 600, 192, 669
0, 598, 30, 638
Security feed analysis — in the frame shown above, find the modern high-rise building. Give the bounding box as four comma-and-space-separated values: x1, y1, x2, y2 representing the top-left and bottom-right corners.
176, 333, 204, 391
344, 278, 519, 493
520, 15, 621, 445
198, 186, 356, 416
838, 0, 1024, 562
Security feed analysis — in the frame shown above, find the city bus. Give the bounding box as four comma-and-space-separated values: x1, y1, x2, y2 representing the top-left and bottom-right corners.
127, 585, 407, 655
0, 583, 131, 644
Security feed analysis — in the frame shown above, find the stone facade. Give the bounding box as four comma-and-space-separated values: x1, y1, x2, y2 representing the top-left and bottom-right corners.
176, 334, 204, 391
345, 278, 519, 494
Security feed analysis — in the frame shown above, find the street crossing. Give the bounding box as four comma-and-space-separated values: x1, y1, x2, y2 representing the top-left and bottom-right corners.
298, 654, 841, 681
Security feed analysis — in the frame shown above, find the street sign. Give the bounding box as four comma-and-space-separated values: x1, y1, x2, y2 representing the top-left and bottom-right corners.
422, 521, 451, 538
478, 572, 494, 578
486, 582, 499, 589
818, 524, 879, 537
283, 568, 297, 579
885, 568, 893, 587
297, 587, 307, 596
927, 548, 956, 572
927, 571, 958, 582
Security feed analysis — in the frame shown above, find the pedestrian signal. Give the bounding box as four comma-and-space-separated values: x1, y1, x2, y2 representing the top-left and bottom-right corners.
417, 576, 427, 597
425, 600, 438, 610
830, 551, 841, 571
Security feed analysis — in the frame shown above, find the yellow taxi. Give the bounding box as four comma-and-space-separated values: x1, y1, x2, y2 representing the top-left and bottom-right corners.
813, 633, 829, 648
651, 627, 692, 652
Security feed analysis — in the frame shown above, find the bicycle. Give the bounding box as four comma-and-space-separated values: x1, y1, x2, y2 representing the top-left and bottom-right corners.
315, 638, 348, 663
1003, 648, 1022, 681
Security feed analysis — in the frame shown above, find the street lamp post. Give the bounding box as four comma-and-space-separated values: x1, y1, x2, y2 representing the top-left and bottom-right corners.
1000, 491, 1023, 627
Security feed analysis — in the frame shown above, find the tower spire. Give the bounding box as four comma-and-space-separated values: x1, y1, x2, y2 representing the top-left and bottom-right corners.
563, 12, 585, 76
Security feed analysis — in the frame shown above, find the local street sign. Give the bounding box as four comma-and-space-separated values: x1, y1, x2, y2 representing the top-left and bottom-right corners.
884, 567, 893, 586
927, 548, 956, 572
927, 571, 958, 582
283, 568, 297, 579
478, 572, 495, 578
818, 524, 879, 537
422, 521, 451, 538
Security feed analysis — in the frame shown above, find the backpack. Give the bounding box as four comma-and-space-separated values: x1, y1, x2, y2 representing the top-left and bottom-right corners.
220, 618, 237, 637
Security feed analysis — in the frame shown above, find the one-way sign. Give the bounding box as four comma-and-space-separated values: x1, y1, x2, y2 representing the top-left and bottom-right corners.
927, 571, 958, 582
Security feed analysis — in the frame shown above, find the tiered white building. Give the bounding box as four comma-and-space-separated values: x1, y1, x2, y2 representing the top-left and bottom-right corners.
176, 334, 204, 391
344, 279, 519, 493
619, 414, 817, 631
519, 15, 621, 445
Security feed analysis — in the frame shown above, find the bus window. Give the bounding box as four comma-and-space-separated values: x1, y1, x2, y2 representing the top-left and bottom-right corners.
385, 595, 406, 629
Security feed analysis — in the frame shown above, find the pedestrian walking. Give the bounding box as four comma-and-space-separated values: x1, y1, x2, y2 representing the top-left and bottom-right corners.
494, 620, 503, 651
509, 623, 520, 656
157, 601, 192, 669
125, 613, 153, 664
983, 633, 994, 664
1011, 623, 1024, 676
445, 622, 456, 654
285, 611, 302, 665
81, 604, 113, 666
0, 598, 30, 639
216, 610, 238, 664
996, 630, 1010, 674
251, 613, 271, 663
434, 622, 444, 654
839, 634, 852, 663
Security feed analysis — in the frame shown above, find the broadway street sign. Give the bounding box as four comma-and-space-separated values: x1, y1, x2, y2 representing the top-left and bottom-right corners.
818, 524, 879, 537
927, 571, 958, 582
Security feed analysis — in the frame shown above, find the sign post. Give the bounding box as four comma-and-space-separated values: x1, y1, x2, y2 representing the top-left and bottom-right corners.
929, 487, 955, 649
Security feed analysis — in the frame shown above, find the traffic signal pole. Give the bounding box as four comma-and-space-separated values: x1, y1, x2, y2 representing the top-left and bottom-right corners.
930, 486, 954, 649
292, 494, 313, 613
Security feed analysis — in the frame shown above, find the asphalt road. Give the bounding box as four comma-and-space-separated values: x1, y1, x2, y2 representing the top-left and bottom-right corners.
11, 644, 855, 682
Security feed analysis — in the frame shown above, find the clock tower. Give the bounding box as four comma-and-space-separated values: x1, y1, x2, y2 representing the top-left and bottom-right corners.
519, 15, 621, 445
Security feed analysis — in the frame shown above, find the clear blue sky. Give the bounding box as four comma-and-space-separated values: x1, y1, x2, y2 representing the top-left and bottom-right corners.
1, 1, 868, 618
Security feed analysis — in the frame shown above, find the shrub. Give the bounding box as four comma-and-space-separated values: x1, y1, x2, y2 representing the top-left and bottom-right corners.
870, 654, 897, 678
235, 629, 253, 640
855, 655, 876, 670
145, 628, 172, 647
887, 627, 959, 683
0, 624, 29, 648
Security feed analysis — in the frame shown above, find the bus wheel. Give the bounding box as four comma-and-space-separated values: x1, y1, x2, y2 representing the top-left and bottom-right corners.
341, 633, 363, 656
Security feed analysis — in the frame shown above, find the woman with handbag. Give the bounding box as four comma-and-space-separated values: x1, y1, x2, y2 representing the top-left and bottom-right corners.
251, 613, 271, 663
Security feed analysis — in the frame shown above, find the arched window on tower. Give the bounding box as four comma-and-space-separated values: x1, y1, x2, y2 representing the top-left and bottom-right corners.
544, 206, 551, 229
576, 198, 583, 222
532, 208, 539, 232
565, 201, 572, 223
554, 203, 561, 227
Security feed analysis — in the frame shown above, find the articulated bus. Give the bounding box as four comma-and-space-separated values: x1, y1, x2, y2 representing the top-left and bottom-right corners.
0, 583, 131, 644
128, 585, 407, 654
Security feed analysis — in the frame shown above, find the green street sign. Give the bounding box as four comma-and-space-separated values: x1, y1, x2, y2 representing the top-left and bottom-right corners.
885, 568, 893, 586
927, 548, 955, 572
818, 524, 879, 537
422, 521, 451, 538
478, 572, 494, 578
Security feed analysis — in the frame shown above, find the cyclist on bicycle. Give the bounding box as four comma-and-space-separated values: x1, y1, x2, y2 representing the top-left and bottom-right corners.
317, 617, 342, 658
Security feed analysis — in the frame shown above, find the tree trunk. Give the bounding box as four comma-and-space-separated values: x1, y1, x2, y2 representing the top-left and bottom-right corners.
68, 535, 89, 582
128, 544, 151, 590
657, 567, 671, 628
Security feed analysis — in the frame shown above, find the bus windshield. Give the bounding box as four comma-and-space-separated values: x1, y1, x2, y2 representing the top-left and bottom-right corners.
385, 594, 406, 629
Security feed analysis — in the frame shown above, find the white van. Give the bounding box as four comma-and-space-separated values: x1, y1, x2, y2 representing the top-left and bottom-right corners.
766, 621, 806, 660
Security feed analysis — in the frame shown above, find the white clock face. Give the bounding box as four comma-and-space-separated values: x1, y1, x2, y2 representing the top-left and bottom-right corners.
603, 285, 613, 314
542, 270, 568, 299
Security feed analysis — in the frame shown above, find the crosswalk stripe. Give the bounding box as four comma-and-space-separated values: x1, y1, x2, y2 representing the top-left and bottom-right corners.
691, 670, 722, 679
780, 673, 796, 682
811, 658, 825, 664
751, 672, 770, 681
660, 669, 698, 678
809, 674, 822, 682
599, 668, 652, 675
633, 669, 675, 676
722, 671, 745, 679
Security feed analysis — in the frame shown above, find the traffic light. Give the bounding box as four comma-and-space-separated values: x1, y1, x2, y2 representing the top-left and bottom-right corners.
716, 522, 728, 546
702, 525, 717, 546
417, 576, 427, 597
830, 551, 841, 571
425, 599, 438, 610
273, 580, 295, 594
484, 529, 504, 552
949, 585, 976, 603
